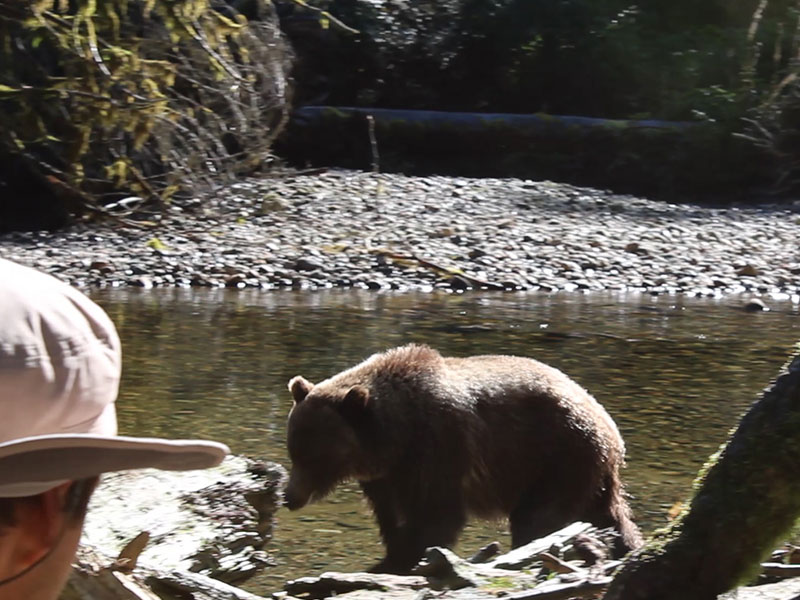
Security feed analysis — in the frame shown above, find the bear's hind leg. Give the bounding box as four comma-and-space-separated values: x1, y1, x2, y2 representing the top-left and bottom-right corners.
582, 491, 643, 557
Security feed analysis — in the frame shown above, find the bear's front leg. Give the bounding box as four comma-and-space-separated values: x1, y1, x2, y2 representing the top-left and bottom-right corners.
361, 479, 466, 574
361, 479, 410, 573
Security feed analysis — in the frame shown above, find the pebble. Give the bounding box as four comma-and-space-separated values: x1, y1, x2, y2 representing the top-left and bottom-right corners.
2, 169, 799, 298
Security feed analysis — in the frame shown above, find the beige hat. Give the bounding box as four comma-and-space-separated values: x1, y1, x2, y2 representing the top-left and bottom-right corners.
0, 258, 229, 497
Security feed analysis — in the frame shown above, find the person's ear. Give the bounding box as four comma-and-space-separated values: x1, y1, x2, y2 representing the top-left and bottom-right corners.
8, 483, 73, 571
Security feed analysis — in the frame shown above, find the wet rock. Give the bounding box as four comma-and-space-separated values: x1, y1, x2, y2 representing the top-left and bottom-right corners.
81, 456, 286, 583
738, 264, 761, 277
294, 257, 324, 272
226, 274, 248, 287
90, 260, 115, 273
131, 276, 154, 288
449, 275, 472, 291
744, 298, 770, 312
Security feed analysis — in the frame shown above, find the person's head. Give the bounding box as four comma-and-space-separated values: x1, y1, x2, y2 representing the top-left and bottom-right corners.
0, 258, 230, 599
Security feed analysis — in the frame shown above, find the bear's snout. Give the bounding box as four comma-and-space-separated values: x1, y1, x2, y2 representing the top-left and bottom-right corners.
283, 473, 313, 510
283, 489, 308, 511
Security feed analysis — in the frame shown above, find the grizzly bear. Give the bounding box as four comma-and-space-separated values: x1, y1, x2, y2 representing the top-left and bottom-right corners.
284, 344, 642, 574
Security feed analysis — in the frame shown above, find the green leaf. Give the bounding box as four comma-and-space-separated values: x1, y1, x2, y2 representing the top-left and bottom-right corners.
146, 237, 168, 251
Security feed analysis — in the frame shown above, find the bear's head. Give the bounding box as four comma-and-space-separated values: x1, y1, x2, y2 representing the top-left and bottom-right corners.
284, 375, 372, 510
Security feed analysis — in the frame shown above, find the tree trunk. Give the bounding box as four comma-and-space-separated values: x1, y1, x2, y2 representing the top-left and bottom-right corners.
605, 350, 800, 600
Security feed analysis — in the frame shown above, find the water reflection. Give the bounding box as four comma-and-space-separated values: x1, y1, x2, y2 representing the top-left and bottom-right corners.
92, 289, 800, 593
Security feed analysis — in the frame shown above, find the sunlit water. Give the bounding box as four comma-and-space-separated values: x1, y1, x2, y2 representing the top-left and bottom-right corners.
92, 288, 800, 594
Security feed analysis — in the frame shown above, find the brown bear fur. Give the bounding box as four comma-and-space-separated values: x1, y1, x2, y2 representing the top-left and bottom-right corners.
284, 344, 642, 573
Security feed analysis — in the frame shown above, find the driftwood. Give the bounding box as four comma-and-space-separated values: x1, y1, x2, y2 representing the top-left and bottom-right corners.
292, 107, 697, 132
506, 577, 612, 600
487, 521, 594, 570
415, 546, 539, 591
537, 552, 583, 575
283, 572, 428, 599
760, 563, 800, 578
272, 527, 800, 600
277, 523, 616, 600
146, 569, 266, 600
376, 251, 506, 291
63, 514, 800, 600
62, 547, 162, 600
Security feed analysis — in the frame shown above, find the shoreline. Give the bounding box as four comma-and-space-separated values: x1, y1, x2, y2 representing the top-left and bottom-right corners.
2, 169, 799, 299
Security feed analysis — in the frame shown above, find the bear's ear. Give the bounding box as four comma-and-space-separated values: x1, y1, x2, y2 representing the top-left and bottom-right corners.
288, 376, 314, 404
341, 385, 370, 415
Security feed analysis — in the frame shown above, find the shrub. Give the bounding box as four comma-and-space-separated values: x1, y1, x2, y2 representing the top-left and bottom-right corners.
0, 0, 292, 230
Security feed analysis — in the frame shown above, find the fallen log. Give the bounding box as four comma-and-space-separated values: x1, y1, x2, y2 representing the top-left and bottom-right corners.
374, 250, 506, 291
146, 569, 268, 600
415, 546, 539, 591
283, 571, 428, 599
759, 563, 800, 579
292, 107, 697, 132
276, 523, 616, 600
506, 577, 612, 600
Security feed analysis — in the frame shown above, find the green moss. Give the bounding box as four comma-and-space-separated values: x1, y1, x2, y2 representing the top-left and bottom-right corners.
482, 576, 517, 590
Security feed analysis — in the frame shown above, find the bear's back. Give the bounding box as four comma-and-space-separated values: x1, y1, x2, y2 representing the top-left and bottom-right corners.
434, 354, 625, 518
440, 355, 615, 430
333, 345, 622, 459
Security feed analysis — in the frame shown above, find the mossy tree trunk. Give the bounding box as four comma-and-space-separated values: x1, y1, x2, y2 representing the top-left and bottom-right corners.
605, 350, 800, 600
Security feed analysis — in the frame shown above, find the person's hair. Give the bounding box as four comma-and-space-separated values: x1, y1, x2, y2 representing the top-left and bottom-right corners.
0, 477, 98, 532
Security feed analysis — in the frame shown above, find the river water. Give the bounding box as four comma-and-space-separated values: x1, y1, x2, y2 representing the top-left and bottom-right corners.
93, 288, 800, 594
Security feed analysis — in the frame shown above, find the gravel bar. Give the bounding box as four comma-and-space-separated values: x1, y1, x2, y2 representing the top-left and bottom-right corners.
2, 169, 799, 298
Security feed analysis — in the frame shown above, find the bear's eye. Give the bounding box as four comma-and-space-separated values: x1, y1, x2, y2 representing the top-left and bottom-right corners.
290, 439, 352, 479
288, 416, 358, 471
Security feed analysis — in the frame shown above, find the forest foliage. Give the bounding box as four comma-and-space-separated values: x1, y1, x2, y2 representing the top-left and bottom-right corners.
281, 0, 800, 198
0, 0, 291, 230
5, 0, 800, 229
286, 0, 792, 121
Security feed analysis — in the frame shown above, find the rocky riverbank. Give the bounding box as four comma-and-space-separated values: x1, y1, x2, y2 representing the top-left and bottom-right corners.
2, 169, 799, 298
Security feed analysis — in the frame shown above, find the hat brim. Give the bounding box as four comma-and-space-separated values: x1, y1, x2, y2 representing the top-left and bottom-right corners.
0, 435, 230, 497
